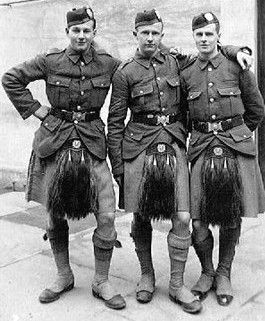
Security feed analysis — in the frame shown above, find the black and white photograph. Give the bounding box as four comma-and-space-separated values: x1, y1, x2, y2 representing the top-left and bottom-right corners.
0, 1, 264, 320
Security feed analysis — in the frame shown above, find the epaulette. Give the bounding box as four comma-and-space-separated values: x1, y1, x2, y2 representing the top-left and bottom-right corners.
96, 48, 113, 57
118, 58, 134, 70
180, 56, 197, 71
46, 48, 65, 56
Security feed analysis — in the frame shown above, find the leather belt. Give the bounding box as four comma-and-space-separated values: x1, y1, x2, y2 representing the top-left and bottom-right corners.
50, 108, 100, 122
131, 113, 180, 126
193, 115, 243, 133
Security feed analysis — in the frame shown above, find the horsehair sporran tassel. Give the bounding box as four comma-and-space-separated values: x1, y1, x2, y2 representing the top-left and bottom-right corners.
200, 145, 243, 227
47, 140, 98, 220
138, 143, 178, 221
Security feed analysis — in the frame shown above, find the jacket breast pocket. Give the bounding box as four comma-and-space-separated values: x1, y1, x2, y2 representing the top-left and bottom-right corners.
187, 91, 202, 118
131, 83, 153, 106
124, 130, 144, 143
217, 87, 244, 115
91, 75, 111, 106
166, 76, 180, 104
46, 75, 71, 108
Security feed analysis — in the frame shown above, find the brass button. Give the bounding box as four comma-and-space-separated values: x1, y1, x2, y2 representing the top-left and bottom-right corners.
208, 82, 213, 87
80, 61, 85, 66
209, 98, 214, 103
56, 81, 60, 85
80, 91, 84, 96
74, 120, 78, 124
162, 107, 166, 111
140, 90, 143, 94
153, 63, 157, 67
157, 77, 160, 81
211, 114, 216, 120
81, 76, 85, 80
77, 105, 81, 110
208, 67, 212, 71
160, 91, 164, 96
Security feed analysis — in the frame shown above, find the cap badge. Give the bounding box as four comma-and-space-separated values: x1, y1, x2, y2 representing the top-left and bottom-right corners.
204, 12, 214, 22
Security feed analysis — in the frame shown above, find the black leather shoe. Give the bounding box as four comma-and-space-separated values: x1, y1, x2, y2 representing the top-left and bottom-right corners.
39, 282, 74, 303
136, 290, 154, 303
191, 289, 209, 301
92, 289, 126, 310
169, 294, 202, 314
217, 294, 233, 306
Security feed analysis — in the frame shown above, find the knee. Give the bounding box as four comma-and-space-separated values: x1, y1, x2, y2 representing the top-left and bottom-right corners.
97, 212, 115, 227
192, 219, 210, 243
177, 211, 190, 225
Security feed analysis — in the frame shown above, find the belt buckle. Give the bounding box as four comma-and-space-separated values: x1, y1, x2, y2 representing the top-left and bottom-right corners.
156, 115, 169, 126
72, 111, 85, 122
208, 121, 223, 134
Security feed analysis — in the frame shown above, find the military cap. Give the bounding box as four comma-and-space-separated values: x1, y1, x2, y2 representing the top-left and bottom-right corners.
66, 6, 95, 28
135, 9, 162, 28
192, 12, 219, 31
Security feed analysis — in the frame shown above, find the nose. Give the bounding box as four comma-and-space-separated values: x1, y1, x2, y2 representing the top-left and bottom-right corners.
201, 33, 207, 42
147, 32, 153, 42
78, 30, 84, 39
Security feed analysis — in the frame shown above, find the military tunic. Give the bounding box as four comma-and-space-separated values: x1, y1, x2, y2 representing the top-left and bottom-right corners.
2, 45, 120, 211
181, 52, 265, 218
107, 49, 189, 212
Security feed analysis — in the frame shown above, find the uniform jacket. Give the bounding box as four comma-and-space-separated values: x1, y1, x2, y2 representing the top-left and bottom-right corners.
2, 45, 120, 160
107, 46, 242, 176
181, 52, 265, 162
107, 49, 188, 176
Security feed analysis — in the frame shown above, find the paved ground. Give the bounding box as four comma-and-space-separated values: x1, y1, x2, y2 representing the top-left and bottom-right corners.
0, 192, 265, 321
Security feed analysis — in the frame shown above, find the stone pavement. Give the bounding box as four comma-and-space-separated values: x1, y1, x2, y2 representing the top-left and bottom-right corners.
0, 192, 265, 321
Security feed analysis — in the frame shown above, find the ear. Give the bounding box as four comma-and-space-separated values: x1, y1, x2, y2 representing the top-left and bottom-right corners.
133, 30, 137, 38
161, 32, 164, 39
93, 29, 97, 37
65, 27, 69, 35
217, 32, 221, 40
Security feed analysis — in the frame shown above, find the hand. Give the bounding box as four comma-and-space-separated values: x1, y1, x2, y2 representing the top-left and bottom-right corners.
34, 105, 50, 120
114, 174, 124, 187
236, 51, 253, 70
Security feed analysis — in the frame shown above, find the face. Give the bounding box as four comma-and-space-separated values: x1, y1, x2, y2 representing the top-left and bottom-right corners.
66, 20, 96, 52
193, 23, 220, 58
134, 22, 164, 58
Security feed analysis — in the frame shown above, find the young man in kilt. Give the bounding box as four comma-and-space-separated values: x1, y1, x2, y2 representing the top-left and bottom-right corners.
181, 12, 265, 306
2, 7, 126, 310
107, 9, 251, 314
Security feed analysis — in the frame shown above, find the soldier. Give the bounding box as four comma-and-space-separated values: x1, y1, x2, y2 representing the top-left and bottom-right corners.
2, 7, 126, 310
107, 9, 251, 314
181, 12, 265, 306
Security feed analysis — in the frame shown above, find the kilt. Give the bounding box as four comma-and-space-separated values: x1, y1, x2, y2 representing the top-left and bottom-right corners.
124, 142, 189, 213
190, 149, 265, 219
26, 150, 115, 214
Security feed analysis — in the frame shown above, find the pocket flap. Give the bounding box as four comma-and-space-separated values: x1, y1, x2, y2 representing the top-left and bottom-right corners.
125, 131, 144, 141
91, 75, 111, 88
217, 87, 241, 96
42, 114, 61, 132
131, 84, 153, 98
166, 77, 180, 87
187, 91, 202, 100
230, 125, 253, 142
47, 75, 71, 87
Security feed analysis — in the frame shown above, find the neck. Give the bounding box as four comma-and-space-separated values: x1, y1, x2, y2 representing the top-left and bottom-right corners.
199, 47, 219, 60
138, 48, 158, 59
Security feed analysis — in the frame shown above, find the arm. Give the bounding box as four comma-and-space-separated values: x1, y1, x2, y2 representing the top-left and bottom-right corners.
180, 74, 192, 133
220, 45, 253, 70
107, 68, 130, 177
240, 70, 265, 131
1, 54, 47, 119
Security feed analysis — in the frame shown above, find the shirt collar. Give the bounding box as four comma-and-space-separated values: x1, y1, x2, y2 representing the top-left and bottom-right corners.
197, 52, 223, 70
133, 49, 165, 68
66, 45, 93, 64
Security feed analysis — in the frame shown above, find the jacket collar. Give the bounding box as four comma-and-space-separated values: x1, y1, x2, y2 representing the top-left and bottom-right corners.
197, 52, 223, 70
66, 45, 93, 64
133, 49, 165, 69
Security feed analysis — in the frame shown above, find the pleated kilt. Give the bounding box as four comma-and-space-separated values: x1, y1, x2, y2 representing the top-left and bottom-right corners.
124, 142, 189, 213
190, 148, 265, 219
26, 149, 115, 214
